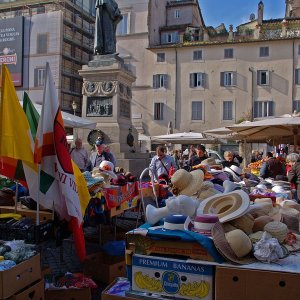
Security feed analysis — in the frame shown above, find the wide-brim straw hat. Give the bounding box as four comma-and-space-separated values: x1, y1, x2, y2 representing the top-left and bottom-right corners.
229, 213, 254, 235
197, 190, 250, 223
211, 222, 256, 264
171, 169, 204, 196
224, 166, 243, 182
200, 158, 223, 169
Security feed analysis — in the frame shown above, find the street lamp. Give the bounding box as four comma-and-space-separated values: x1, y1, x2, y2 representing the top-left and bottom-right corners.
72, 100, 77, 116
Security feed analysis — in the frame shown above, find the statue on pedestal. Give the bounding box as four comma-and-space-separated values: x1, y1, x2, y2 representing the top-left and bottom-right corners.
94, 0, 123, 55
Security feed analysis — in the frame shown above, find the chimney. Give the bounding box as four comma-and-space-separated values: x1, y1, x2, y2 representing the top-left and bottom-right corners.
258, 1, 264, 26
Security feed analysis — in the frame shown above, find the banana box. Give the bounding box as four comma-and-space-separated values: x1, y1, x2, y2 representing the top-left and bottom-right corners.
131, 254, 213, 300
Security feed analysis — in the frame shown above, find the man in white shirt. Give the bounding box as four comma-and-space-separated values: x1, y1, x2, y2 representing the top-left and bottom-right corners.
70, 138, 89, 172
149, 145, 177, 182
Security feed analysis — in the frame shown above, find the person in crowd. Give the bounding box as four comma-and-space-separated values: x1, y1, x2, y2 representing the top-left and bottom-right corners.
251, 150, 262, 163
221, 151, 240, 168
172, 149, 181, 169
88, 139, 116, 170
70, 138, 89, 172
188, 144, 208, 169
104, 144, 117, 168
188, 145, 197, 160
259, 151, 286, 179
149, 145, 177, 182
287, 153, 300, 202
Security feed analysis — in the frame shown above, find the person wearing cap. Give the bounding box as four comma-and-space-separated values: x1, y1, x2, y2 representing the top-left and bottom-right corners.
259, 151, 286, 179
70, 138, 89, 172
88, 139, 116, 170
149, 145, 177, 182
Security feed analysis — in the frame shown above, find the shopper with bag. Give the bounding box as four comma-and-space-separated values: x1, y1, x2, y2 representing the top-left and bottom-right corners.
149, 146, 177, 183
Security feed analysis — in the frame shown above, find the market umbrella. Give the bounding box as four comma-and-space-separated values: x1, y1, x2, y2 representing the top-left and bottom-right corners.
152, 132, 219, 145
227, 114, 300, 148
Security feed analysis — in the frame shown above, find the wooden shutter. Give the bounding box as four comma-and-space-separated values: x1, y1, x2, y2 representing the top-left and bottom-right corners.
220, 72, 224, 86
233, 72, 237, 86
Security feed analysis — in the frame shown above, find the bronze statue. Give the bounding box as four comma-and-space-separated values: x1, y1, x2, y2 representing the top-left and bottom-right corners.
94, 0, 123, 55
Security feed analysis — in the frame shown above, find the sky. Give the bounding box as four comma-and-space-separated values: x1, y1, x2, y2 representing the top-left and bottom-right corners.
198, 0, 286, 30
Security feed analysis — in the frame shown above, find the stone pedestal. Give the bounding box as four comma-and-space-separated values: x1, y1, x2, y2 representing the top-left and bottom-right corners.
79, 54, 149, 176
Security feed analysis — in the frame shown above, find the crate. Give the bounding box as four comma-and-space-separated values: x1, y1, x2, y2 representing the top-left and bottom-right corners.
84, 252, 126, 284
0, 254, 41, 299
7, 279, 44, 300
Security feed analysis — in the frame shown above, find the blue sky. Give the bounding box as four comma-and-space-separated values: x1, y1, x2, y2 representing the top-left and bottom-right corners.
199, 0, 286, 30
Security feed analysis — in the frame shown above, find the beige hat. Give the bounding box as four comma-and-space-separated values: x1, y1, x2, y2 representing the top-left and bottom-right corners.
212, 222, 255, 264
283, 232, 300, 252
229, 213, 254, 235
253, 215, 274, 232
264, 221, 288, 243
171, 169, 204, 196
225, 229, 253, 258
197, 190, 250, 223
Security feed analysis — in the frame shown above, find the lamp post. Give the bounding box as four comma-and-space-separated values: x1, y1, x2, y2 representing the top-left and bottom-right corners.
71, 101, 78, 141
72, 100, 77, 116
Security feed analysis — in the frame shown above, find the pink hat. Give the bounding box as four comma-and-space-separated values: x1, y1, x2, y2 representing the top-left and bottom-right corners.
184, 214, 219, 236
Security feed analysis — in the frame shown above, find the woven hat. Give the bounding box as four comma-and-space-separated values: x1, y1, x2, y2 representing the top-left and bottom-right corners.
224, 166, 243, 182
83, 171, 104, 187
229, 213, 254, 235
197, 190, 250, 223
184, 214, 219, 236
264, 221, 288, 243
171, 169, 204, 196
211, 222, 255, 264
283, 232, 300, 252
200, 158, 223, 170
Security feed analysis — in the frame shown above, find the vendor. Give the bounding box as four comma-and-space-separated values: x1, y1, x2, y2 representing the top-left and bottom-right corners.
88, 139, 116, 170
259, 152, 286, 179
221, 151, 240, 168
188, 145, 208, 169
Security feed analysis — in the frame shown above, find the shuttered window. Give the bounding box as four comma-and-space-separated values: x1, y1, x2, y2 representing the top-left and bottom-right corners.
191, 101, 203, 120
254, 101, 274, 118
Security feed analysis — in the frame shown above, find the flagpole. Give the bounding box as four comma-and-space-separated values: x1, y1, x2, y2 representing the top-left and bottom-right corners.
14, 180, 19, 214
36, 165, 40, 225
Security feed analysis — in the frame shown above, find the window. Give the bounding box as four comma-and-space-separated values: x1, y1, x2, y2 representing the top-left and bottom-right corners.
223, 101, 233, 120
191, 101, 203, 120
220, 71, 237, 86
174, 9, 180, 18
117, 13, 128, 35
153, 74, 168, 89
157, 53, 165, 62
37, 33, 48, 54
154, 103, 164, 120
34, 67, 46, 87
193, 50, 202, 60
254, 101, 274, 118
293, 100, 300, 112
257, 70, 270, 85
161, 31, 179, 44
190, 72, 206, 88
224, 48, 233, 59
295, 69, 300, 85
259, 46, 269, 57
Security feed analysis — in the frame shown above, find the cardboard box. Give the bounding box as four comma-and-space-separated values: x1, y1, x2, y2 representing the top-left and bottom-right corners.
84, 252, 126, 284
0, 254, 41, 299
101, 278, 136, 300
8, 279, 44, 300
45, 288, 90, 300
215, 266, 300, 300
131, 254, 214, 300
126, 231, 215, 261
140, 184, 159, 198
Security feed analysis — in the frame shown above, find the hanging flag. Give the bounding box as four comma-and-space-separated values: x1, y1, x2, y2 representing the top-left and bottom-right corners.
0, 65, 34, 164
34, 63, 86, 260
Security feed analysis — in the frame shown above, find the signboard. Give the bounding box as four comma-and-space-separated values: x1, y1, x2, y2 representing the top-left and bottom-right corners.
0, 16, 24, 86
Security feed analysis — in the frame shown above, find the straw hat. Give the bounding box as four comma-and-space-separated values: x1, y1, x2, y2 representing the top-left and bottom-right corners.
211, 222, 255, 264
171, 169, 204, 196
200, 158, 223, 170
283, 232, 300, 252
197, 190, 250, 223
224, 166, 243, 182
229, 213, 254, 235
99, 160, 117, 179
264, 221, 288, 243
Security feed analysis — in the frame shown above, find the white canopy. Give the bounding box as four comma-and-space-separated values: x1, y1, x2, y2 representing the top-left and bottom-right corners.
20, 101, 96, 129
152, 132, 219, 145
